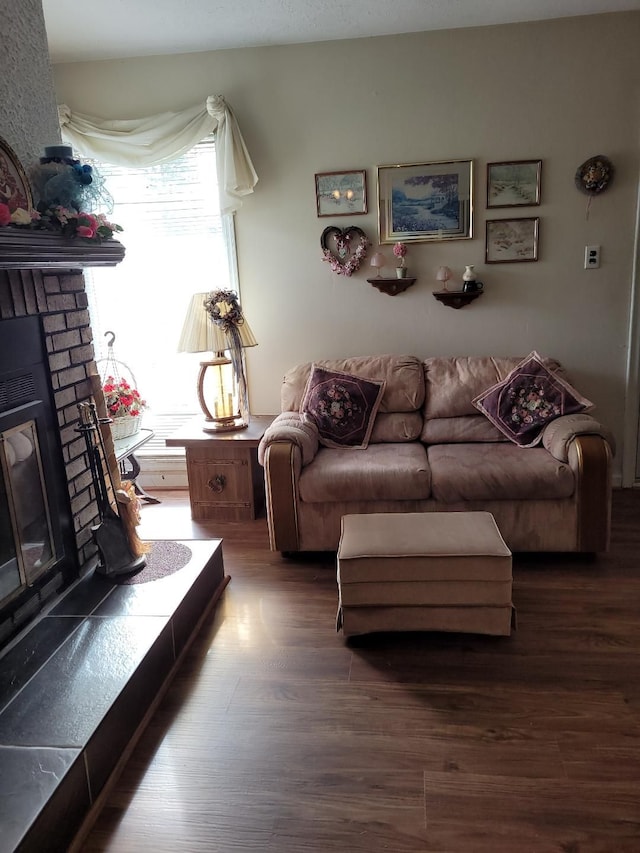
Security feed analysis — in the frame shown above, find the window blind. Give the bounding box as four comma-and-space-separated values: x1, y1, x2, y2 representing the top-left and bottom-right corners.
85, 138, 236, 440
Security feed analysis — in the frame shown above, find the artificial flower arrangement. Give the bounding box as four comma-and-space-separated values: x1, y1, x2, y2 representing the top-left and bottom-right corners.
321, 226, 369, 277
37, 206, 122, 240
0, 146, 122, 242
322, 243, 368, 277
393, 241, 408, 268
102, 376, 147, 420
0, 202, 122, 242
0, 205, 37, 227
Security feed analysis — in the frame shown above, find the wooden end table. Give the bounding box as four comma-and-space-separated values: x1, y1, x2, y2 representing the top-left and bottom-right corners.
165, 415, 275, 521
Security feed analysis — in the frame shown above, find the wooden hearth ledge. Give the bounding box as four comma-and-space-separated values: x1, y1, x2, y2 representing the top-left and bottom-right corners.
0, 228, 125, 269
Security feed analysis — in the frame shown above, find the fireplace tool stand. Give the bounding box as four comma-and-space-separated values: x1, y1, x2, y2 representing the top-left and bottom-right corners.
77, 401, 147, 577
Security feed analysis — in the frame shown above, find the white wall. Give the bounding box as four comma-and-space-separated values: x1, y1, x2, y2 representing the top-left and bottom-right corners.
0, 0, 60, 169
52, 13, 640, 478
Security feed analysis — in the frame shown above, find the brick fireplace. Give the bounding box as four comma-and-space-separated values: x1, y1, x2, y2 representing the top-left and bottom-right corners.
0, 231, 230, 853
0, 232, 125, 649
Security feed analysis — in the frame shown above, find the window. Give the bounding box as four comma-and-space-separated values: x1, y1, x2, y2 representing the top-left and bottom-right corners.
85, 138, 237, 450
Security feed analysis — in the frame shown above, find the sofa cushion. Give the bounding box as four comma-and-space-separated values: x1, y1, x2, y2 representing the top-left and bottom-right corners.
428, 443, 575, 502
282, 355, 425, 417
371, 411, 424, 442
299, 443, 431, 503
472, 351, 593, 448
421, 415, 506, 444
301, 364, 386, 449
423, 355, 564, 419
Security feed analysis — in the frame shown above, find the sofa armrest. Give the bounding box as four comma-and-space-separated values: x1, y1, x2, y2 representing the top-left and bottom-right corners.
263, 441, 303, 552
543, 415, 613, 551
258, 411, 319, 468
568, 435, 613, 552
540, 415, 613, 552
259, 412, 316, 552
542, 413, 615, 463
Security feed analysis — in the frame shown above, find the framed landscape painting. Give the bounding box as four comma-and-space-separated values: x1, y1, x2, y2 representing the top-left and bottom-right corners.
377, 160, 473, 244
487, 160, 541, 208
486, 217, 539, 263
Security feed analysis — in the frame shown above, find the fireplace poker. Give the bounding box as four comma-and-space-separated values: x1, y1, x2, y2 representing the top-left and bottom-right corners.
77, 402, 146, 577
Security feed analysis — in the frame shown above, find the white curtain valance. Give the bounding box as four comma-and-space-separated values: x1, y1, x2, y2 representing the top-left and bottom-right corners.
58, 95, 258, 214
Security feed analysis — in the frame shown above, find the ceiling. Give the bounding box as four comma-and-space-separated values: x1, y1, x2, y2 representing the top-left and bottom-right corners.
42, 0, 640, 64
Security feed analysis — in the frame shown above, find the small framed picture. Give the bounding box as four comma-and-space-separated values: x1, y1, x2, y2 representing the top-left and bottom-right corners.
377, 159, 473, 244
486, 217, 539, 263
487, 160, 541, 208
315, 170, 367, 217
0, 136, 32, 212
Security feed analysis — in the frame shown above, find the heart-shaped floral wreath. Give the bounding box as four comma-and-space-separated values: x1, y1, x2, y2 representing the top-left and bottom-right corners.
321, 226, 369, 276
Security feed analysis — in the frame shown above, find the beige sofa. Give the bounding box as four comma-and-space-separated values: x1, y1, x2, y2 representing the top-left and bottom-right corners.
258, 354, 614, 554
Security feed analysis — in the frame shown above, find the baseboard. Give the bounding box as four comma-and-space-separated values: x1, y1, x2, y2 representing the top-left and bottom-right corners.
137, 455, 188, 489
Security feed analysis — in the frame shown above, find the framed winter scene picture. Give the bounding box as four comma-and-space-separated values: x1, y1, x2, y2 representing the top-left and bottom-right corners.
487, 160, 541, 208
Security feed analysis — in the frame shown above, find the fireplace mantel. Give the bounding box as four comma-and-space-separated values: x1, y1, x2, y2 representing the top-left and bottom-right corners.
0, 228, 125, 269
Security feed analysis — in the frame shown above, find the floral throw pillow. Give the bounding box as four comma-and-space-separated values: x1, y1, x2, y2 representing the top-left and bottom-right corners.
472, 351, 593, 448
301, 365, 386, 449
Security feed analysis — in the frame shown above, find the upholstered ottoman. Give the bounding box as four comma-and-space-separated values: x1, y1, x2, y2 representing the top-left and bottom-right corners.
336, 511, 514, 638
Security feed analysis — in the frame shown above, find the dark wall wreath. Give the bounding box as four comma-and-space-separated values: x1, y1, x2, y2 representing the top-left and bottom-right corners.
321, 225, 369, 276
575, 155, 614, 196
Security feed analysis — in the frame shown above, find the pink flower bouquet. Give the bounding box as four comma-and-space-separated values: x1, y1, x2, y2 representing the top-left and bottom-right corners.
393, 241, 408, 267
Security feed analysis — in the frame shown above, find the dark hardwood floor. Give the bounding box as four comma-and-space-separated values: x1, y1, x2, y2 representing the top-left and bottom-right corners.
75, 490, 640, 852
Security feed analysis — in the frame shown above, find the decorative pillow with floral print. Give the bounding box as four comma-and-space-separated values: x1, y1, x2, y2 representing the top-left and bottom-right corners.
301, 365, 386, 449
472, 351, 593, 448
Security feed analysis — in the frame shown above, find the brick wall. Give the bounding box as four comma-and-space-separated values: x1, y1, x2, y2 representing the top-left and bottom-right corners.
0, 267, 101, 644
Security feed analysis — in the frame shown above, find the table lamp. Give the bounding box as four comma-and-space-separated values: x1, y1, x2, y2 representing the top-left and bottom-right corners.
370, 252, 386, 278
436, 266, 453, 292
178, 291, 257, 432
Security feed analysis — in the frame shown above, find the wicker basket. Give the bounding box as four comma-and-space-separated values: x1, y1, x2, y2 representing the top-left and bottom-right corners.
110, 415, 142, 441
98, 334, 146, 442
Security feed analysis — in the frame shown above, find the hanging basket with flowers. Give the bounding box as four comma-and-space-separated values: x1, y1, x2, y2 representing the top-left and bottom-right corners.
102, 376, 147, 439
97, 332, 147, 440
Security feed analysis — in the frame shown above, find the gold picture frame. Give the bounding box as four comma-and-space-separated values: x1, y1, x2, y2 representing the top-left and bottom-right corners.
377, 159, 473, 244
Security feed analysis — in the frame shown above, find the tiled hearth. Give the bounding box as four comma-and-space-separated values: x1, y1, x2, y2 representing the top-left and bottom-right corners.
0, 242, 230, 851
0, 538, 227, 853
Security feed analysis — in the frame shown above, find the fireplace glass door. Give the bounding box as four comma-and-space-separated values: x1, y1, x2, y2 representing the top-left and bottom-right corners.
0, 420, 56, 605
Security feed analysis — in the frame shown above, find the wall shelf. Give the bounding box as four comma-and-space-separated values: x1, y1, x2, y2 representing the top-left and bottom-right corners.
367, 276, 416, 296
433, 289, 483, 309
